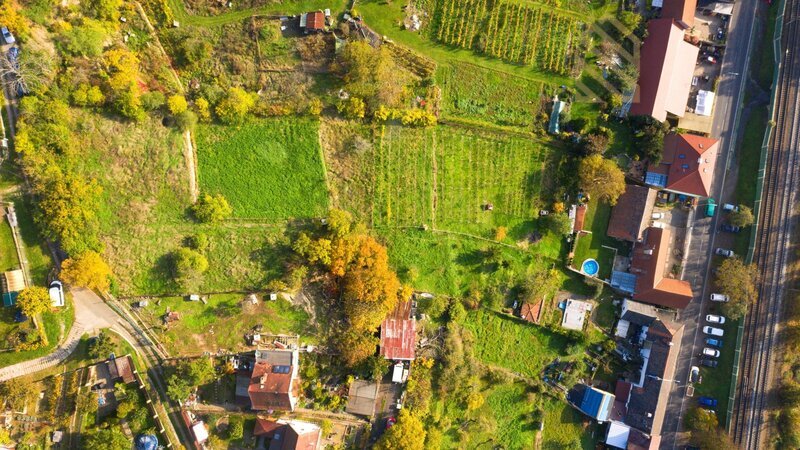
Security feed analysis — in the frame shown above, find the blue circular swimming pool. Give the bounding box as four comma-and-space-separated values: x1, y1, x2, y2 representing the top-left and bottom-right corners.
582, 258, 599, 276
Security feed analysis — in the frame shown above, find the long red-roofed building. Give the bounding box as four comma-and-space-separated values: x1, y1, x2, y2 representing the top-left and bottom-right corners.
629, 18, 699, 122
380, 300, 416, 361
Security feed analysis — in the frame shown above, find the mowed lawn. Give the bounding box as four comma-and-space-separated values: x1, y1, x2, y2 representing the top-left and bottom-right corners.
196, 118, 329, 220
139, 294, 314, 355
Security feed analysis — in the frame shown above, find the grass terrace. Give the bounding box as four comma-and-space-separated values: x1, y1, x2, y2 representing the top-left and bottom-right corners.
571, 199, 625, 281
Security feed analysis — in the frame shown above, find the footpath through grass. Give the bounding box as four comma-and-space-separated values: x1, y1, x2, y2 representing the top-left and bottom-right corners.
165, 0, 348, 26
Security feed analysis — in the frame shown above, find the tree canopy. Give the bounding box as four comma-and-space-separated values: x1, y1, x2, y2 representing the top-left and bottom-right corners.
630, 115, 668, 164
16, 287, 51, 317
192, 193, 232, 223
543, 212, 573, 236
343, 236, 404, 332
334, 41, 409, 112
172, 247, 209, 288
84, 428, 130, 450
578, 154, 626, 205
729, 205, 755, 228
61, 251, 112, 291
715, 258, 759, 319
374, 409, 426, 450
89, 329, 115, 359
215, 87, 255, 124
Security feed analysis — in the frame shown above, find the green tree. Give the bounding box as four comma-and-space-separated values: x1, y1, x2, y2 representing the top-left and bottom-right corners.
336, 329, 379, 368
618, 11, 642, 36
116, 398, 135, 418
729, 205, 755, 228
228, 415, 244, 440
84, 428, 129, 450
334, 41, 409, 111
182, 357, 216, 385
172, 247, 209, 287
58, 20, 107, 57
60, 251, 112, 291
37, 172, 103, 256
544, 212, 573, 236
175, 110, 198, 132
337, 97, 366, 119
631, 115, 668, 164
191, 193, 232, 223
342, 236, 402, 332
215, 87, 255, 124
166, 376, 191, 402
89, 330, 115, 359
195, 97, 211, 122
83, 0, 123, 21
374, 409, 426, 450
0, 378, 32, 411
685, 407, 718, 432
16, 287, 51, 317
715, 258, 758, 319
522, 268, 561, 305
578, 154, 626, 205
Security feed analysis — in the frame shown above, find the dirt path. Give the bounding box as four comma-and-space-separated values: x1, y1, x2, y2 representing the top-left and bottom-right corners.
184, 130, 199, 201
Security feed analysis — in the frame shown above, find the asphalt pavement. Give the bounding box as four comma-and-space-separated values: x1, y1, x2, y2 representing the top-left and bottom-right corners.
660, 0, 762, 447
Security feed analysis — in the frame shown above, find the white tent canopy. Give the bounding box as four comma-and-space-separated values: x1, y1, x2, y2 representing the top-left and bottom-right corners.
695, 90, 715, 116
710, 2, 734, 15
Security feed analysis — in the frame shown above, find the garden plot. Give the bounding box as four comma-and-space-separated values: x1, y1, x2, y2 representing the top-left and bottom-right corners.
195, 118, 330, 220
431, 0, 583, 74
438, 62, 548, 129
365, 125, 548, 235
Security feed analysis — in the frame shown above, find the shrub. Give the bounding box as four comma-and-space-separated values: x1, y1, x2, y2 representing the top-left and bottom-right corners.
167, 94, 188, 115
175, 110, 198, 132
337, 97, 366, 119
215, 87, 255, 124
171, 247, 209, 286
191, 193, 232, 223
140, 91, 166, 111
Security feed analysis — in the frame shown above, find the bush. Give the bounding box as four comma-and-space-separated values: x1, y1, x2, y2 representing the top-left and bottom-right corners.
172, 247, 208, 287
175, 110, 198, 132
337, 97, 366, 119
167, 94, 188, 115
215, 87, 255, 124
187, 233, 209, 253
140, 91, 166, 111
191, 193, 232, 223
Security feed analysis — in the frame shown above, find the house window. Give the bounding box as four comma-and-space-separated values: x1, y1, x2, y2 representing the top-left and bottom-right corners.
681, 164, 689, 169
678, 154, 686, 159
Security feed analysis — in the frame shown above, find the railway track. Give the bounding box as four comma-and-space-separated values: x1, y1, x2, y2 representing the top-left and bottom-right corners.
732, 0, 800, 446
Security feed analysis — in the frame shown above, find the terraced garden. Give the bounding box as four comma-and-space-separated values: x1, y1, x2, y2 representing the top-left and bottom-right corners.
431, 0, 583, 74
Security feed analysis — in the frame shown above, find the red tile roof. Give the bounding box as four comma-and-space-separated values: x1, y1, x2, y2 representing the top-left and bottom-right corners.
629, 19, 700, 121
607, 184, 656, 242
306, 11, 325, 30
573, 204, 588, 233
380, 300, 416, 361
661, 0, 697, 27
520, 300, 543, 324
630, 227, 693, 309
253, 419, 321, 450
248, 360, 296, 411
650, 133, 719, 197
112, 355, 136, 384
181, 410, 208, 450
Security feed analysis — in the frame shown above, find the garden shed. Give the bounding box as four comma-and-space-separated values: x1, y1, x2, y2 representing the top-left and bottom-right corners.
1, 269, 25, 307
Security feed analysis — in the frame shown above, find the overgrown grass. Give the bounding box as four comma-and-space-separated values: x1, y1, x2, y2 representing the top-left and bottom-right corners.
165, 0, 348, 26
692, 317, 738, 424
733, 106, 768, 256
438, 62, 547, 130
12, 194, 52, 286
461, 309, 570, 377
196, 119, 329, 220
139, 294, 314, 355
0, 296, 75, 366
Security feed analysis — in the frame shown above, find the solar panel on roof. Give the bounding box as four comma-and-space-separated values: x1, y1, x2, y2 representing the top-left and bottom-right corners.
611, 271, 637, 294
272, 365, 291, 374
644, 172, 668, 188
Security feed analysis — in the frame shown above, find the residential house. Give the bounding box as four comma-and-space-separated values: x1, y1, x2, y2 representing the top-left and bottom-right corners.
253, 418, 321, 450
345, 379, 378, 417
607, 185, 657, 242
181, 410, 209, 450
644, 133, 719, 198
660, 0, 697, 28
380, 300, 416, 361
615, 299, 659, 338
629, 19, 700, 122
611, 227, 693, 309
235, 349, 300, 412
107, 355, 137, 385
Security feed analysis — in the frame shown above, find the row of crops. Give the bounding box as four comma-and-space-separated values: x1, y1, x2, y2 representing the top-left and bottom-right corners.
431, 0, 582, 74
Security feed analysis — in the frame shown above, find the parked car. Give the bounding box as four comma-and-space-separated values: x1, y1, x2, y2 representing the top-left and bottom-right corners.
702, 347, 720, 358
698, 396, 718, 408
652, 212, 664, 220
721, 223, 741, 233
706, 314, 726, 324
705, 338, 723, 348
715, 248, 735, 258
700, 358, 719, 368
722, 203, 738, 212
690, 366, 701, 383
710, 293, 730, 302
1, 27, 14, 44
703, 326, 724, 336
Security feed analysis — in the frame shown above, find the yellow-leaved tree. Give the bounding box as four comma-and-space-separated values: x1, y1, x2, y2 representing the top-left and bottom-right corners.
61, 251, 112, 292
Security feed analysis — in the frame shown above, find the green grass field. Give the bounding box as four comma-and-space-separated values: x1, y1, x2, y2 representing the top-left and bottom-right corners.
139, 294, 313, 354
0, 296, 75, 366
166, 0, 348, 26
196, 119, 329, 220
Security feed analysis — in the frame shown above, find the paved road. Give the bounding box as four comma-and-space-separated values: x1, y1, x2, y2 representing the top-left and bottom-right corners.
660, 0, 762, 447
0, 288, 134, 381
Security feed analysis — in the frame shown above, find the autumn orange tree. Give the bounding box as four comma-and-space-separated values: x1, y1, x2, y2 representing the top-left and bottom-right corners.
293, 209, 409, 368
